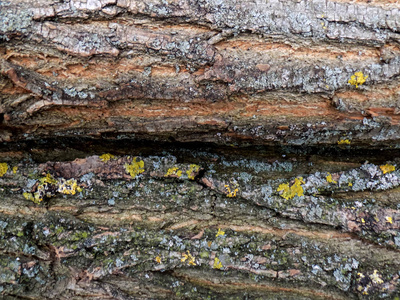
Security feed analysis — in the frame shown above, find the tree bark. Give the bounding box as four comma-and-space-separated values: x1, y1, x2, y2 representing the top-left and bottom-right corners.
1, 0, 400, 299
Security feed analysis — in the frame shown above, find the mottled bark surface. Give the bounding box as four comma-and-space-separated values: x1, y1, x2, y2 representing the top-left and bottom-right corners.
1, 0, 400, 299
0, 145, 400, 299
1, 0, 400, 146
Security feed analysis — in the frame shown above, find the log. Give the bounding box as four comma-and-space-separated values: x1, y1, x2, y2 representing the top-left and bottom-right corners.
1, 0, 400, 298
1, 0, 400, 147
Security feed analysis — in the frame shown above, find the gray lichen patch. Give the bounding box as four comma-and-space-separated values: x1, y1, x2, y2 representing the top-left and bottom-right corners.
0, 148, 400, 298
0, 210, 398, 298
0, 5, 32, 37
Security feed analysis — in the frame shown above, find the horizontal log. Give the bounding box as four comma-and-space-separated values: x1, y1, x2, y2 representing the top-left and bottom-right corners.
1, 0, 400, 146
0, 148, 399, 298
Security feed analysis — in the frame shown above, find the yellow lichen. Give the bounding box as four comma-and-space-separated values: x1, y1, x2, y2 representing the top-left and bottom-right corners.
58, 178, 81, 195
348, 182, 353, 187
23, 191, 43, 204
24, 174, 82, 204
186, 164, 200, 180
99, 153, 115, 162
338, 139, 351, 145
181, 250, 196, 266
23, 192, 35, 202
213, 257, 223, 269
224, 179, 239, 198
326, 173, 337, 184
32, 193, 43, 204
155, 256, 162, 264
225, 184, 239, 198
348, 71, 368, 88
39, 173, 58, 185
23, 173, 59, 204
277, 183, 291, 199
124, 157, 145, 178
385, 216, 393, 224
165, 167, 182, 177
361, 218, 365, 223
370, 270, 384, 285
12, 166, 18, 174
0, 163, 8, 177
277, 177, 305, 200
380, 164, 395, 174
216, 228, 225, 237
356, 272, 369, 295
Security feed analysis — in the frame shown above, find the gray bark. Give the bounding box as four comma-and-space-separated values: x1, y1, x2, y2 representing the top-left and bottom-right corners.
1, 0, 400, 146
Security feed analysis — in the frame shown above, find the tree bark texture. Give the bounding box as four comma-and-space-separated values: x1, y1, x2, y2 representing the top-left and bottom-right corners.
1, 0, 400, 299
1, 0, 400, 146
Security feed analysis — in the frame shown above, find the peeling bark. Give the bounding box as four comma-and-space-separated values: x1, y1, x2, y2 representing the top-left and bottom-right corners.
2, 0, 400, 146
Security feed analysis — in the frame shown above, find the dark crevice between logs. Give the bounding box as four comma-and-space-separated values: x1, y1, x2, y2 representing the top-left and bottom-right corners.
1, 137, 400, 164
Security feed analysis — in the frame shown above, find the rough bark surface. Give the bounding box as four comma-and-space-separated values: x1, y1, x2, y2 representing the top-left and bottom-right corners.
1, 0, 400, 146
1, 0, 400, 299
0, 147, 400, 300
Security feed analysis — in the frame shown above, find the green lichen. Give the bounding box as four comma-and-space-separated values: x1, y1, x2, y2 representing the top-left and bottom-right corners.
124, 157, 145, 178
72, 231, 89, 241
199, 251, 209, 259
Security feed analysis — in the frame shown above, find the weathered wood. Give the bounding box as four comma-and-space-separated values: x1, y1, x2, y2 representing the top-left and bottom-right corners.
1, 0, 400, 299
0, 146, 399, 299
1, 0, 400, 146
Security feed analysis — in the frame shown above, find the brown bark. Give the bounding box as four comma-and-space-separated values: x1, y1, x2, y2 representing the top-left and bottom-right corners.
1, 0, 400, 146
